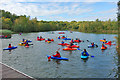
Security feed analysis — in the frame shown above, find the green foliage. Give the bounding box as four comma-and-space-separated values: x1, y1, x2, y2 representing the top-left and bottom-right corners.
1, 10, 118, 34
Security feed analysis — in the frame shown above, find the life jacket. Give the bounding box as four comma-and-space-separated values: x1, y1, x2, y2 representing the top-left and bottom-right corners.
8, 46, 12, 48
82, 51, 89, 56
53, 53, 61, 58
102, 45, 105, 47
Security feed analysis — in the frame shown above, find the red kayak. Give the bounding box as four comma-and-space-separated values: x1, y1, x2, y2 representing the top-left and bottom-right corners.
61, 37, 66, 39
66, 45, 79, 48
105, 43, 116, 45
36, 38, 45, 41
58, 43, 69, 46
59, 32, 65, 34
45, 39, 54, 42
25, 46, 29, 48
63, 47, 77, 51
74, 40, 82, 43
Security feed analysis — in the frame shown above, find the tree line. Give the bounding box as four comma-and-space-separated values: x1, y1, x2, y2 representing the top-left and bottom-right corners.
0, 10, 118, 34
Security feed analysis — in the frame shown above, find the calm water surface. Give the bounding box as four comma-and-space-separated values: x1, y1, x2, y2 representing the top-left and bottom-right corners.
1, 31, 118, 78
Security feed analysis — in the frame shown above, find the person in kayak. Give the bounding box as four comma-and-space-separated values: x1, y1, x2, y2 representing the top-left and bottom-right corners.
48, 38, 51, 41
37, 36, 39, 39
40, 36, 42, 39
68, 42, 74, 48
61, 41, 64, 44
102, 43, 106, 48
25, 42, 29, 46
8, 44, 12, 48
91, 42, 95, 47
71, 39, 74, 43
103, 38, 107, 43
81, 49, 89, 56
22, 39, 25, 42
53, 51, 61, 58
108, 41, 111, 44
58, 36, 60, 39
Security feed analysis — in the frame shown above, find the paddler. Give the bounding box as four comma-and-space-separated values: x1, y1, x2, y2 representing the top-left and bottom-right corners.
102, 43, 106, 48
25, 42, 29, 46
53, 51, 61, 58
91, 42, 95, 47
71, 39, 74, 43
81, 49, 89, 56
8, 44, 12, 48
37, 36, 39, 39
58, 36, 60, 39
48, 38, 51, 41
61, 41, 64, 44
22, 38, 25, 42
68, 42, 74, 48
108, 41, 111, 45
40, 36, 42, 39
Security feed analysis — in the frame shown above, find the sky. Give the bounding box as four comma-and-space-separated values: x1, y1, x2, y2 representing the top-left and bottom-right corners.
0, 0, 118, 21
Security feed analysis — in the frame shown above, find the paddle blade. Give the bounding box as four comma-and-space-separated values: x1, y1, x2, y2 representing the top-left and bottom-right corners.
91, 56, 94, 57
48, 56, 51, 60
96, 45, 98, 47
77, 48, 80, 50
87, 40, 89, 42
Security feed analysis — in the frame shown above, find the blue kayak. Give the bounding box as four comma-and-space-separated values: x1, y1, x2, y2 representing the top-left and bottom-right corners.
88, 45, 94, 48
27, 40, 32, 42
81, 55, 88, 59
47, 55, 68, 60
3, 46, 18, 50
63, 38, 71, 40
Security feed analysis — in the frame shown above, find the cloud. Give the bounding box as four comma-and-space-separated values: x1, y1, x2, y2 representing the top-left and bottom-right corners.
0, 2, 93, 17
0, 0, 117, 21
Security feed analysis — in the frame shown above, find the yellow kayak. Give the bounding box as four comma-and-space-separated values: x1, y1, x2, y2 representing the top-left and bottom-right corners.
47, 41, 51, 43
18, 43, 25, 46
100, 40, 107, 42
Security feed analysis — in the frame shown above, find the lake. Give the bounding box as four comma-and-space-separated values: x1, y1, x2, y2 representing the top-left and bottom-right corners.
1, 31, 118, 78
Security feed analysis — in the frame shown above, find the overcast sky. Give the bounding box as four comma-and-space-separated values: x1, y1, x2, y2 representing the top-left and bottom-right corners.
0, 0, 118, 21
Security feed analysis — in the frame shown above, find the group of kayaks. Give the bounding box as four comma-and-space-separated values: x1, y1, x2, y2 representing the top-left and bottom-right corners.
3, 32, 116, 61
100, 39, 116, 50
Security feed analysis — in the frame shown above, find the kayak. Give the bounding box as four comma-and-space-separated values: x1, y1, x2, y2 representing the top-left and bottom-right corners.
25, 46, 29, 48
61, 37, 66, 39
45, 39, 54, 42
58, 43, 69, 46
101, 46, 107, 50
66, 45, 79, 48
81, 55, 88, 59
58, 32, 65, 34
105, 43, 116, 45
47, 41, 51, 43
47, 55, 68, 60
19, 43, 25, 46
63, 38, 71, 40
36, 38, 45, 41
74, 40, 82, 43
21, 40, 32, 43
88, 45, 95, 48
100, 40, 106, 42
19, 43, 33, 46
63, 47, 77, 51
3, 46, 17, 50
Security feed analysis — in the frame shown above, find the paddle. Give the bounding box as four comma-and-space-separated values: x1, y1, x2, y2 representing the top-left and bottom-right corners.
86, 40, 98, 47
48, 48, 60, 60
77, 48, 94, 58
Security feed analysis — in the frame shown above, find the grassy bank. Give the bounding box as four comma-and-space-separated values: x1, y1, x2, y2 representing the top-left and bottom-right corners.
71, 29, 118, 34
0, 29, 14, 37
